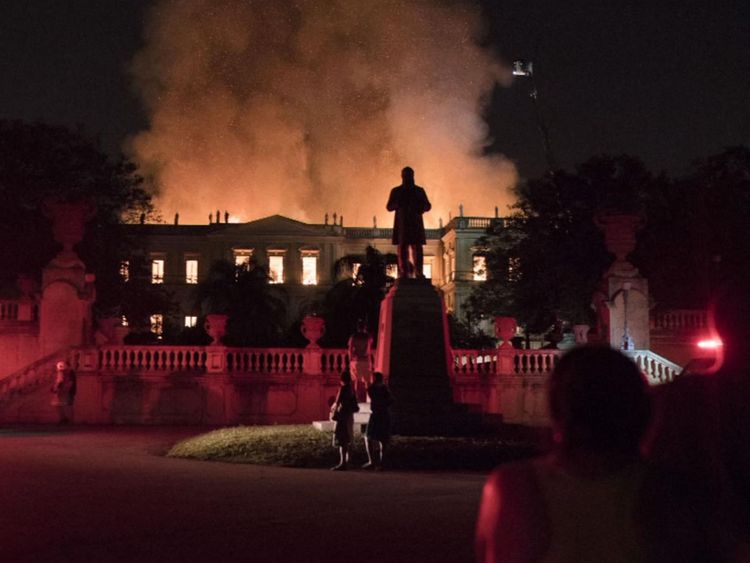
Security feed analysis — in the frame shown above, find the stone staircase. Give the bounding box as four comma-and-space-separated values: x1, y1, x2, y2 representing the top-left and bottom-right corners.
0, 348, 76, 423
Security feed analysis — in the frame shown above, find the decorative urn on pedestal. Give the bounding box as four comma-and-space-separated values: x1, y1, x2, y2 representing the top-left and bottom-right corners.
43, 200, 96, 265
301, 315, 325, 348
204, 314, 228, 346
495, 316, 517, 349
595, 212, 644, 277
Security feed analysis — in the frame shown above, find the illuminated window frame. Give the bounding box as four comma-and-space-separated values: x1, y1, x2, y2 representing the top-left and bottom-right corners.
473, 255, 487, 281
184, 315, 197, 328
301, 249, 319, 286
151, 259, 165, 284
233, 248, 254, 268
422, 257, 433, 280
185, 258, 199, 284
150, 314, 164, 338
268, 250, 286, 284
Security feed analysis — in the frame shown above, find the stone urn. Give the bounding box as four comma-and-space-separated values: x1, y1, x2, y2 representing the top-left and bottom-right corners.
301, 315, 325, 348
573, 324, 590, 345
16, 274, 37, 299
595, 212, 644, 276
43, 199, 96, 263
494, 316, 517, 349
205, 314, 228, 346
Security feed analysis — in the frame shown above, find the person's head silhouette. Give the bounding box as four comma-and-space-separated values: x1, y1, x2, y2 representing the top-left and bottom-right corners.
549, 346, 651, 457
401, 166, 415, 187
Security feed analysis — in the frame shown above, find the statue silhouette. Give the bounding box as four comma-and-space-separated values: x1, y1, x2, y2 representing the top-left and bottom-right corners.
386, 167, 431, 278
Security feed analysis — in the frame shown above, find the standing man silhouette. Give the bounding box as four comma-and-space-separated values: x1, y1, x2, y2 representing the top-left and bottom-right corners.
386, 167, 432, 279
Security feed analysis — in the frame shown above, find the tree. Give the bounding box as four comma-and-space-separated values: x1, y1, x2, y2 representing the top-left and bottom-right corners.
194, 259, 288, 346
321, 246, 397, 346
467, 155, 656, 335
634, 146, 750, 308
0, 120, 154, 307
116, 254, 174, 344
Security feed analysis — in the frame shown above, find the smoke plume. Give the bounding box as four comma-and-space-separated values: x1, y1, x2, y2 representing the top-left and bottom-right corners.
129, 0, 517, 226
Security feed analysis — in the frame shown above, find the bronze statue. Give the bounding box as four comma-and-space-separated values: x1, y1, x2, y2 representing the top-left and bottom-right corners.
386, 167, 431, 278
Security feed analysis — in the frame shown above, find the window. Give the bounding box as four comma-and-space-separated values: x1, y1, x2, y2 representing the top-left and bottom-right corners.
301, 251, 319, 285
150, 314, 163, 337
351, 262, 361, 280
119, 260, 129, 282
151, 259, 165, 284
184, 316, 197, 328
185, 259, 198, 284
422, 262, 432, 279
121, 315, 128, 327
234, 248, 253, 268
385, 264, 398, 279
473, 255, 487, 281
269, 255, 284, 284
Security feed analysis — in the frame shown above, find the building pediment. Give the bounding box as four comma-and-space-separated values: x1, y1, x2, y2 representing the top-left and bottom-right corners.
229, 215, 327, 236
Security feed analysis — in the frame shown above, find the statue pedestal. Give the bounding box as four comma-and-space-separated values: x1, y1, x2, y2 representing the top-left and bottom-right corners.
375, 279, 455, 435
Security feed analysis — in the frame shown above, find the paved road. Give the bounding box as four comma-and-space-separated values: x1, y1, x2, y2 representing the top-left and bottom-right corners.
0, 426, 487, 562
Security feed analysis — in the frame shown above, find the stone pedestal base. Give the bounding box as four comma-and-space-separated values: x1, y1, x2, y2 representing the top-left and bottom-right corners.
375, 279, 457, 435
608, 275, 650, 351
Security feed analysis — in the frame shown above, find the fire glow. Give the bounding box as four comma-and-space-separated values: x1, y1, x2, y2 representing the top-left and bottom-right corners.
127, 0, 518, 227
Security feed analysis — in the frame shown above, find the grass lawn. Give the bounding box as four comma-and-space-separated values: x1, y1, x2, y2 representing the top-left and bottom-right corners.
167, 425, 539, 470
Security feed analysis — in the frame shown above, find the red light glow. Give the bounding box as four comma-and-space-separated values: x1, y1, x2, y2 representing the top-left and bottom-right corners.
697, 338, 723, 350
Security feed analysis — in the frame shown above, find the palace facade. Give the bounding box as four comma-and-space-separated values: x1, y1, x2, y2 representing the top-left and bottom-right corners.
122, 214, 499, 332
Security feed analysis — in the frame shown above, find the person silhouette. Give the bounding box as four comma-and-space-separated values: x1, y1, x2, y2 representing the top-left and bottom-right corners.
386, 167, 431, 279
330, 370, 359, 471
363, 372, 392, 470
476, 346, 718, 563
646, 279, 750, 559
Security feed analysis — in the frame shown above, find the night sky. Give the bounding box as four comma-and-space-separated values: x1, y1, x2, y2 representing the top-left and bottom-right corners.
1, 0, 748, 181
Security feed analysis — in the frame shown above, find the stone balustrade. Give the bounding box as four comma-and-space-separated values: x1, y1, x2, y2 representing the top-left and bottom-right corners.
226, 348, 305, 373
452, 348, 562, 376
0, 299, 38, 323
92, 345, 351, 376
650, 309, 708, 332
97, 346, 207, 373
625, 350, 682, 385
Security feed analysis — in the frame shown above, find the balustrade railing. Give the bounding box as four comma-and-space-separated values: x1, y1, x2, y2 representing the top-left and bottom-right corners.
320, 349, 349, 374
452, 348, 562, 376
452, 349, 497, 374
0, 299, 38, 322
226, 348, 304, 373
626, 350, 682, 385
0, 300, 19, 320
513, 350, 560, 375
95, 345, 350, 376
98, 346, 206, 373
650, 309, 707, 332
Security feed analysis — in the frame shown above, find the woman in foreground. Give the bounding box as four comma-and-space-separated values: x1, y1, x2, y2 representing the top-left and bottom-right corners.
476, 346, 720, 563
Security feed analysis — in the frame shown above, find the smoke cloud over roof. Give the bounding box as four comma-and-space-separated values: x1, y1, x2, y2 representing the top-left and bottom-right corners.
129, 0, 518, 226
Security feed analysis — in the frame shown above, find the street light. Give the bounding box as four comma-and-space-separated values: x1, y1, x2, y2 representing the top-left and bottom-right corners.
512, 59, 557, 172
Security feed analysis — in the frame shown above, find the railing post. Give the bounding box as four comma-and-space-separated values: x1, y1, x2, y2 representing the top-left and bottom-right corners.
17, 300, 35, 322
497, 348, 515, 376
303, 347, 322, 376
206, 346, 227, 373
76, 347, 99, 372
